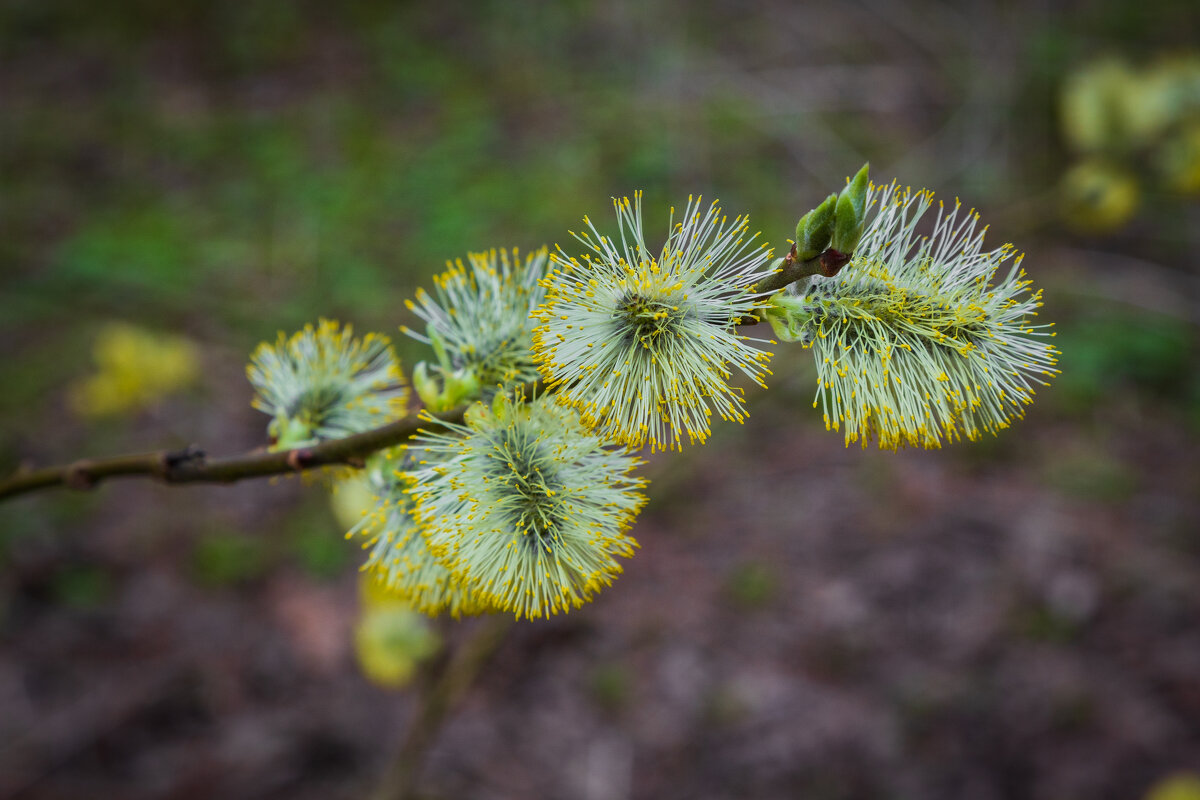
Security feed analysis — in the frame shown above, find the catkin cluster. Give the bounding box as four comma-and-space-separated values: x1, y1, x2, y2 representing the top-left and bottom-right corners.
248, 170, 1059, 618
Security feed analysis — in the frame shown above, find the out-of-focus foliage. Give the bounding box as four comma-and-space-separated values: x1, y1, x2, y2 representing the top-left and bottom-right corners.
1156, 120, 1200, 193
1059, 160, 1141, 232
1145, 773, 1200, 800
289, 504, 352, 578
191, 531, 270, 587
68, 323, 199, 418
1059, 54, 1200, 231
1054, 309, 1194, 409
723, 561, 779, 611
1060, 56, 1200, 154
49, 563, 115, 609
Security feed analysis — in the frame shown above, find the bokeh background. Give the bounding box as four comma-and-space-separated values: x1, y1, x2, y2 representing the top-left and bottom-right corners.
2, 1, 1200, 798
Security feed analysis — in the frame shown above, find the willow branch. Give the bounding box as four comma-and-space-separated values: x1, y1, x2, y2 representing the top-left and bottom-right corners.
0, 405, 470, 502
740, 245, 849, 325
0, 244, 839, 504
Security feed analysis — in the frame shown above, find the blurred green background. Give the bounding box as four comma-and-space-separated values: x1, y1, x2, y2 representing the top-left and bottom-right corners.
1, 1, 1199, 799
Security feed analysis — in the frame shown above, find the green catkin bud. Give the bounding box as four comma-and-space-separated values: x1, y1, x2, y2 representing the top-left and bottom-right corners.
787, 181, 1059, 450
794, 193, 837, 261
411, 358, 478, 413
831, 188, 863, 255
401, 247, 551, 390
532, 192, 776, 453
406, 392, 647, 620
427, 327, 451, 372
441, 367, 480, 410
412, 362, 441, 410
761, 293, 810, 343
830, 163, 870, 256
844, 163, 870, 221
353, 592, 440, 687
271, 416, 317, 450
348, 447, 491, 617
247, 319, 408, 448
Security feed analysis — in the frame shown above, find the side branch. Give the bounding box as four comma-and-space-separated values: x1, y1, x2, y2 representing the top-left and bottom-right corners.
741, 246, 849, 324
369, 615, 515, 800
0, 405, 468, 502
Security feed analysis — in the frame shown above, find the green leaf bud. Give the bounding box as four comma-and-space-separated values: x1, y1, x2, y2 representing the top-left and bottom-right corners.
761, 293, 811, 343
842, 162, 870, 222
427, 327, 451, 372
412, 361, 441, 410
491, 388, 513, 421
794, 193, 837, 261
830, 189, 864, 255
272, 415, 315, 450
441, 367, 479, 410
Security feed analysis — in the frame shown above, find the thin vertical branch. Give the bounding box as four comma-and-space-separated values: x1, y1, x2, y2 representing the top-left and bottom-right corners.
369, 615, 515, 800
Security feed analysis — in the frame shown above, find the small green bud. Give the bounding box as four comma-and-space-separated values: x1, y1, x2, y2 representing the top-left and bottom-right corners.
842, 162, 870, 222
427, 327, 451, 372
830, 189, 864, 255
761, 293, 811, 343
272, 415, 315, 450
491, 390, 513, 421
794, 193, 837, 261
464, 399, 491, 428
412, 361, 441, 409
441, 367, 479, 410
